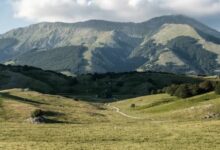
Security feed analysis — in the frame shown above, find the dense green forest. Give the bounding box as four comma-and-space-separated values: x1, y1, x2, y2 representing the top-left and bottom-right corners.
0, 64, 202, 101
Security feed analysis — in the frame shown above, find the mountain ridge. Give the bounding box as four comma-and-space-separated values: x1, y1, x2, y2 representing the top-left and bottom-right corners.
2, 15, 220, 35
1, 15, 220, 75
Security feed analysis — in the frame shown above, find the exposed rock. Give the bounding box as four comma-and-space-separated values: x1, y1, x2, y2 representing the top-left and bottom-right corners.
203, 113, 220, 119
26, 116, 46, 124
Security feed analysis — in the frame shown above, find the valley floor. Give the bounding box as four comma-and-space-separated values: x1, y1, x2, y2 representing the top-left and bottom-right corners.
1, 120, 220, 150
0, 89, 220, 150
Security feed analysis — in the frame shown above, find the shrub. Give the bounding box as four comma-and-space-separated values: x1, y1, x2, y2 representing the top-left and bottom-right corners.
150, 90, 157, 95
130, 104, 136, 108
157, 89, 163, 94
166, 84, 179, 96
199, 80, 213, 92
74, 98, 79, 101
215, 82, 220, 94
31, 109, 44, 118
190, 84, 201, 96
166, 81, 215, 98
174, 84, 191, 98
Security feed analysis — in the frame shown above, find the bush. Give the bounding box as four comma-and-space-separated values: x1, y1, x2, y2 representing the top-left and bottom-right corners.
166, 84, 178, 96
190, 84, 201, 96
174, 84, 191, 98
215, 83, 220, 94
199, 80, 213, 92
150, 90, 157, 95
157, 89, 163, 94
31, 109, 44, 118
166, 81, 215, 98
130, 104, 136, 108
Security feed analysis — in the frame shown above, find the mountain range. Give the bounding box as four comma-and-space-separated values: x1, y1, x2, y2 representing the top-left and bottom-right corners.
1, 15, 220, 75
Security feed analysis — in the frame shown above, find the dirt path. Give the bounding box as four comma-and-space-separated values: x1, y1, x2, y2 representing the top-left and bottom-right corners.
106, 104, 172, 123
106, 104, 142, 119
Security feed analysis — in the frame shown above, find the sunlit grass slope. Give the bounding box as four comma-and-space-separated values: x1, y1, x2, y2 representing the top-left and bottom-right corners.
0, 89, 220, 149
112, 92, 220, 121
0, 89, 108, 124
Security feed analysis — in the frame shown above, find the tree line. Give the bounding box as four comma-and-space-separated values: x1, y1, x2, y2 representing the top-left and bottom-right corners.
154, 80, 220, 98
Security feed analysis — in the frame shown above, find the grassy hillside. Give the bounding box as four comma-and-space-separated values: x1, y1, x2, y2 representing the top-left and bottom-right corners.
0, 89, 107, 124
111, 92, 220, 121
0, 89, 220, 149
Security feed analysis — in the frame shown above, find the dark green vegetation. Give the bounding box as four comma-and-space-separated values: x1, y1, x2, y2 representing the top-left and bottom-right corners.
165, 80, 215, 98
0, 64, 202, 101
0, 64, 74, 94
31, 109, 44, 118
215, 82, 220, 94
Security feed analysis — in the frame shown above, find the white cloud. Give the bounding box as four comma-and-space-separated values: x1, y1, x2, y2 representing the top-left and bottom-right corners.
129, 0, 144, 7
160, 0, 220, 16
10, 0, 220, 23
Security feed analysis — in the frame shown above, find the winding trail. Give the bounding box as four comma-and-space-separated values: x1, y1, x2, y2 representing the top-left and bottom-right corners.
106, 104, 142, 119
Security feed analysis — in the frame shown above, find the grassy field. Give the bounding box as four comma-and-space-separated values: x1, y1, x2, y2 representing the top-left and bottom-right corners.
0, 89, 220, 150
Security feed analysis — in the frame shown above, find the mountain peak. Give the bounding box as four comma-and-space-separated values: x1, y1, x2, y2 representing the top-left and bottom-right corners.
1, 15, 220, 75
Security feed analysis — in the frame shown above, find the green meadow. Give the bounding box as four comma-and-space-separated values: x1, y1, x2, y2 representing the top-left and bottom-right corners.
0, 89, 220, 149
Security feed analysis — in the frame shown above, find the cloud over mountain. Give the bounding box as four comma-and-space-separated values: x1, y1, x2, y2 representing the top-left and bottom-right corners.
11, 0, 220, 23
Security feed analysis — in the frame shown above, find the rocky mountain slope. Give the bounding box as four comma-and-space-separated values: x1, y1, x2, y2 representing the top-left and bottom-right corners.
1, 15, 220, 74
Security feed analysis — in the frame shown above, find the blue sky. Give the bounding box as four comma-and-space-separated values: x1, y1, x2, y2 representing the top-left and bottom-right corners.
0, 0, 31, 34
0, 0, 220, 34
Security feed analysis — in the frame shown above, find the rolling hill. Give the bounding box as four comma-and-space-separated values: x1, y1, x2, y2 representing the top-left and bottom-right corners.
1, 15, 220, 75
0, 88, 220, 149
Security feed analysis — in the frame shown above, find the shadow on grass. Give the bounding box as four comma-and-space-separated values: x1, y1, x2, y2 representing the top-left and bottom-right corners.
44, 120, 83, 124
43, 118, 68, 124
60, 94, 142, 103
136, 98, 177, 110
43, 110, 64, 117
40, 111, 79, 124
1, 92, 47, 106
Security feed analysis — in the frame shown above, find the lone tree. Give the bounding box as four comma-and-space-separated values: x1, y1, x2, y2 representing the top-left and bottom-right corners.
130, 104, 136, 108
